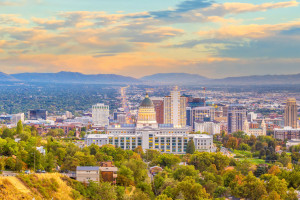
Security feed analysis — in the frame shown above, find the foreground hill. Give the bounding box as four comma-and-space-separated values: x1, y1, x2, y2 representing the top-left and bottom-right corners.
11, 71, 141, 84
0, 173, 79, 200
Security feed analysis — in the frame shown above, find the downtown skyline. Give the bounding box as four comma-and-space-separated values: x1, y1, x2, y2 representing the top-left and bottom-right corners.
0, 0, 300, 78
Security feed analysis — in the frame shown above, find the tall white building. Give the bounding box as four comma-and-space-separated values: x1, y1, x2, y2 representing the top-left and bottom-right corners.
11, 113, 25, 126
92, 103, 109, 126
164, 87, 187, 128
194, 121, 220, 135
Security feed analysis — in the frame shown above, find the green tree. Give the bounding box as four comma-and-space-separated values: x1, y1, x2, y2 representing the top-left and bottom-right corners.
186, 139, 195, 154
16, 120, 23, 135
172, 165, 199, 181
177, 177, 210, 200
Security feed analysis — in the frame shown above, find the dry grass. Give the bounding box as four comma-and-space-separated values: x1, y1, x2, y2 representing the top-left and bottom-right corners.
0, 177, 38, 200
0, 173, 81, 200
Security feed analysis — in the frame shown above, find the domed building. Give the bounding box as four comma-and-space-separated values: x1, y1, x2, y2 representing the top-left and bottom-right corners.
86, 93, 215, 154
136, 94, 158, 128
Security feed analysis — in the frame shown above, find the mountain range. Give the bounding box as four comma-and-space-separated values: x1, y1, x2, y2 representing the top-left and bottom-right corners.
0, 71, 300, 85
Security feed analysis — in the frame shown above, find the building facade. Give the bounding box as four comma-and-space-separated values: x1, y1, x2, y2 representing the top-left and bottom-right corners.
194, 121, 220, 135
92, 103, 109, 126
28, 109, 47, 120
274, 127, 300, 140
243, 119, 266, 137
86, 94, 215, 154
227, 105, 247, 134
284, 98, 298, 128
152, 99, 164, 124
76, 166, 100, 182
164, 87, 187, 128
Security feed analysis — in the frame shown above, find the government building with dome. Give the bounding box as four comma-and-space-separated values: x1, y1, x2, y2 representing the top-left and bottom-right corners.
85, 94, 215, 154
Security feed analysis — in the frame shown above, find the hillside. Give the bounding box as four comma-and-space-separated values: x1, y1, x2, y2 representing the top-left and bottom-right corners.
0, 174, 80, 200
11, 71, 141, 84
0, 72, 19, 82
141, 73, 300, 85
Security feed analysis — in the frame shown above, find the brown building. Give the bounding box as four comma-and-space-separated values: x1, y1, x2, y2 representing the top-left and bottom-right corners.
99, 161, 118, 184
284, 98, 298, 128
152, 99, 164, 124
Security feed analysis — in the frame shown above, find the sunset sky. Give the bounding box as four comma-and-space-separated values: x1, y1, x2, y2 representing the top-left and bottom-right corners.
0, 0, 300, 78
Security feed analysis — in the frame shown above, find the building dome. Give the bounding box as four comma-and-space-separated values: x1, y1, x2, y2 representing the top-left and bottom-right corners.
140, 94, 154, 107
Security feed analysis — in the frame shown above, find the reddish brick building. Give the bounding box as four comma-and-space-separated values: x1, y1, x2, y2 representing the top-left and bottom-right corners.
152, 100, 164, 124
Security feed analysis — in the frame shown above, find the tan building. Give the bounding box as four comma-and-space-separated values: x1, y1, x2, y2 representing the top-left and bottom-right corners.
284, 98, 298, 128
164, 87, 187, 128
243, 119, 266, 137
76, 166, 100, 183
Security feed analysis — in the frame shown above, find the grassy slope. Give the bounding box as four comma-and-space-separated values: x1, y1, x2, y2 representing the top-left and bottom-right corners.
0, 173, 81, 200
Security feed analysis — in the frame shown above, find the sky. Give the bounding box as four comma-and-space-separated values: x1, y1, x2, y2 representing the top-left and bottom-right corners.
0, 0, 300, 78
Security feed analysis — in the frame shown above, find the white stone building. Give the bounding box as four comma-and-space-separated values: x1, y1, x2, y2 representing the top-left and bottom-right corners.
92, 103, 109, 127
194, 121, 220, 135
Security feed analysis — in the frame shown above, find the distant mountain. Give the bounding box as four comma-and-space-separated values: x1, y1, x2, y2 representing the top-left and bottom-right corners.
0, 72, 19, 82
11, 71, 141, 84
141, 73, 209, 84
141, 73, 300, 85
212, 73, 300, 85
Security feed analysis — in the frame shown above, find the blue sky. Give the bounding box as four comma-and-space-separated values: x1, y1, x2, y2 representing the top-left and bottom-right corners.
0, 0, 299, 78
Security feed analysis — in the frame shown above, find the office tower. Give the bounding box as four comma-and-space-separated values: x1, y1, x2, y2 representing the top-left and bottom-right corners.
152, 99, 164, 124
92, 103, 109, 126
28, 109, 47, 120
284, 98, 298, 128
227, 105, 247, 134
247, 112, 257, 122
164, 87, 187, 127
11, 113, 25, 125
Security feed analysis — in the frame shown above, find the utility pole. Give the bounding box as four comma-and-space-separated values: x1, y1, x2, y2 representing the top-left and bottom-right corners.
34, 150, 36, 173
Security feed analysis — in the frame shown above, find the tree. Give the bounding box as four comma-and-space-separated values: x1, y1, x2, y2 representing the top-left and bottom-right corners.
177, 177, 210, 200
232, 172, 267, 200
144, 149, 160, 162
16, 120, 23, 135
117, 166, 134, 186
172, 165, 199, 181
186, 139, 195, 154
155, 194, 172, 200
226, 137, 238, 149
151, 154, 181, 168
266, 176, 288, 199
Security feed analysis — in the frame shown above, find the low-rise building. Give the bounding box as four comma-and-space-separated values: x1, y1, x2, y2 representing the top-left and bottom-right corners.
76, 166, 100, 183
274, 127, 300, 140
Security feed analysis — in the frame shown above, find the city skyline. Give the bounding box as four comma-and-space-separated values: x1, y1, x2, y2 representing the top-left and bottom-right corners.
1, 0, 300, 78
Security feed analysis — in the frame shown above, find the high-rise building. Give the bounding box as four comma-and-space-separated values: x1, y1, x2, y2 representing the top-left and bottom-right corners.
92, 103, 109, 126
11, 113, 25, 125
227, 105, 247, 134
284, 98, 298, 128
28, 109, 47, 120
152, 98, 164, 124
164, 87, 187, 127
189, 106, 215, 130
